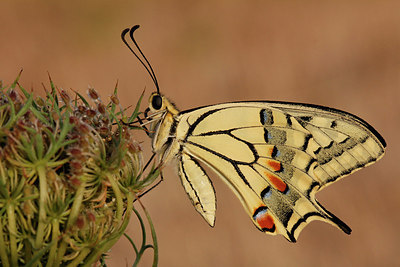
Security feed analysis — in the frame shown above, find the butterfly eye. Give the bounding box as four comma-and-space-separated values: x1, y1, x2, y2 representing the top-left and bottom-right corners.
151, 95, 163, 110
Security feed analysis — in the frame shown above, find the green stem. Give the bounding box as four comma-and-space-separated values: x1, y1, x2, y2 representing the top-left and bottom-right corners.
24, 238, 32, 266
132, 199, 158, 267
7, 202, 18, 266
0, 160, 8, 191
82, 192, 134, 266
55, 181, 85, 266
5, 157, 32, 168
47, 158, 70, 168
0, 215, 10, 267
35, 164, 48, 248
143, 202, 158, 267
43, 114, 72, 162
66, 248, 91, 267
107, 173, 124, 221
46, 219, 60, 267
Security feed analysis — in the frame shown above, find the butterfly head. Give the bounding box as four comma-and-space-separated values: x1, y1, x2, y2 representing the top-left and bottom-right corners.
148, 92, 179, 116
146, 92, 179, 137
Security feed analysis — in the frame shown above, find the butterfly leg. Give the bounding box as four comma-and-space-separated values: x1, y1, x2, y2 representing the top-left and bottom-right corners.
133, 152, 163, 202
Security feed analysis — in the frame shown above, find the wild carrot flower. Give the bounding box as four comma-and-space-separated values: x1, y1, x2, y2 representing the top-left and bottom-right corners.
0, 74, 159, 266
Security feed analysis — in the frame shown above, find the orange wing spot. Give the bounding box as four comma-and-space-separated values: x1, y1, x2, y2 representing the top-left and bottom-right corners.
256, 212, 275, 230
266, 159, 282, 172
265, 172, 288, 193
267, 147, 275, 157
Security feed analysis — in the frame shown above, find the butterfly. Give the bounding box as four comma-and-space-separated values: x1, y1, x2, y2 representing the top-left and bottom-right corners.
122, 25, 386, 242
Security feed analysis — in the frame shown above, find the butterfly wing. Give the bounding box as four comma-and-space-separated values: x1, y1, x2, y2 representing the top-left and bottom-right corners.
264, 101, 386, 188
178, 153, 216, 226
174, 102, 385, 242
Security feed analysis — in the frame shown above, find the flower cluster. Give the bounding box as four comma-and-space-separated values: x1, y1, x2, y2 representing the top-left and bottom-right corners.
0, 76, 159, 266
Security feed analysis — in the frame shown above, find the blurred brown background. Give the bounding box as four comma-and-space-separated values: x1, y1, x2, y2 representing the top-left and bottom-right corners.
1, 1, 399, 266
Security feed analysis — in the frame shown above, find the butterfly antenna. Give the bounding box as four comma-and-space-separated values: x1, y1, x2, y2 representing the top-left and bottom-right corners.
121, 25, 160, 94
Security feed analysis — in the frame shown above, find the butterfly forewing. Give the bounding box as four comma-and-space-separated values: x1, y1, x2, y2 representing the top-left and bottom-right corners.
268, 102, 386, 187
151, 98, 385, 242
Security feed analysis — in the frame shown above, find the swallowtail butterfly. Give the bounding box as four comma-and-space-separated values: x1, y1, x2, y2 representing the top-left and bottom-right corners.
122, 25, 386, 242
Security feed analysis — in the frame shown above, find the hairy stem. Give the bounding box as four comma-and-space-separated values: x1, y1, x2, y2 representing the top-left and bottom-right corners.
0, 213, 10, 267
34, 164, 48, 249
7, 202, 18, 266
55, 181, 85, 265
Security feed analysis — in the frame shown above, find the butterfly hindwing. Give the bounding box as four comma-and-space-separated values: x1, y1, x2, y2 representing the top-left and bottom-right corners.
178, 153, 216, 226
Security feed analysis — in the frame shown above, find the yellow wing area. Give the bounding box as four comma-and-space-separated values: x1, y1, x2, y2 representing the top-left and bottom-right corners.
178, 153, 216, 226
174, 102, 385, 242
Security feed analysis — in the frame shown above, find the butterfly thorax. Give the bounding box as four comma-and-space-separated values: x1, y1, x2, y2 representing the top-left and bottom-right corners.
148, 93, 181, 163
